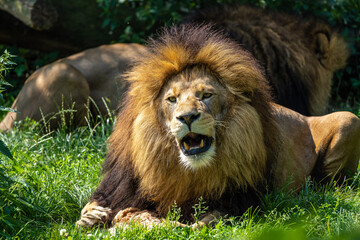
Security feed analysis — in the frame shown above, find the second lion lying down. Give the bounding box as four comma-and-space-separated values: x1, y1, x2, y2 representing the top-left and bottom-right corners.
76, 25, 360, 228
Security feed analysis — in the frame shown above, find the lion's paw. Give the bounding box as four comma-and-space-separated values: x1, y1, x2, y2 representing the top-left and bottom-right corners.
111, 207, 163, 228
76, 201, 111, 227
110, 207, 189, 230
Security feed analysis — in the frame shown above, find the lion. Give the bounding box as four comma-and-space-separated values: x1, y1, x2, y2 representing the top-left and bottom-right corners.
76, 25, 360, 229
0, 43, 146, 131
182, 5, 349, 115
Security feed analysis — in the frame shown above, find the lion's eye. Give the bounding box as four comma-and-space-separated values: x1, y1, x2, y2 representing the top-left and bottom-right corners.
202, 93, 213, 100
167, 96, 177, 103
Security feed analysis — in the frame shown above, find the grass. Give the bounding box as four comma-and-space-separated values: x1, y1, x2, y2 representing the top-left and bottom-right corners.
1, 112, 360, 239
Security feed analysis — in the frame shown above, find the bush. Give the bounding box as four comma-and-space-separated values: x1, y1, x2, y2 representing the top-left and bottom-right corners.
0, 50, 14, 159
0, 46, 59, 104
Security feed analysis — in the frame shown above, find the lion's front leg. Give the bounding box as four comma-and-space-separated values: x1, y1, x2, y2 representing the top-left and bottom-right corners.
76, 201, 111, 227
111, 207, 164, 228
110, 207, 188, 229
110, 208, 222, 229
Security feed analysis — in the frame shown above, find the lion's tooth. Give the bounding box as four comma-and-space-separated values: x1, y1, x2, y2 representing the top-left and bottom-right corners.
200, 139, 204, 148
184, 142, 190, 151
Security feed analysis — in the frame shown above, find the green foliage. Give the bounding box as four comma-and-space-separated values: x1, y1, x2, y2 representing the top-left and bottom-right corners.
96, 0, 235, 43
166, 201, 182, 223
0, 50, 15, 108
0, 50, 14, 160
0, 139, 12, 160
192, 197, 208, 223
0, 45, 59, 106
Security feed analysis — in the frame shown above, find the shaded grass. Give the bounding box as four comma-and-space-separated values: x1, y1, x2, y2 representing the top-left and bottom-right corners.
1, 116, 360, 239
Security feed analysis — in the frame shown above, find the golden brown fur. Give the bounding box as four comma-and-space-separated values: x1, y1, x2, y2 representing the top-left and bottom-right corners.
76, 25, 360, 229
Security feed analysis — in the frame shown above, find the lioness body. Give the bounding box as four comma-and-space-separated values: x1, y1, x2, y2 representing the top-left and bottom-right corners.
77, 25, 360, 228
0, 43, 146, 130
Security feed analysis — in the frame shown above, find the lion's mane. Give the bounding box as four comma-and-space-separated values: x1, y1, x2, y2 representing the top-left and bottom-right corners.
182, 5, 349, 115
91, 25, 280, 221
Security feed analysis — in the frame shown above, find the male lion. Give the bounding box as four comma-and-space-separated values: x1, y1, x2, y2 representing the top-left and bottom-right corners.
0, 43, 146, 131
183, 5, 349, 115
76, 25, 360, 228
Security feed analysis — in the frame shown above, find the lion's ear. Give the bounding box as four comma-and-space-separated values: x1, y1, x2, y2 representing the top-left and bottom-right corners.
314, 32, 329, 61
314, 31, 349, 71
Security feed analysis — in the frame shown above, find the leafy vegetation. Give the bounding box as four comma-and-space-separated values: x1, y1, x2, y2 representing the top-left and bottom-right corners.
0, 50, 14, 160
0, 46, 59, 106
0, 50, 15, 112
0, 116, 360, 239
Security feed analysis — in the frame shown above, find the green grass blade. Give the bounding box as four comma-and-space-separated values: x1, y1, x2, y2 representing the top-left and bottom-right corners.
0, 138, 12, 159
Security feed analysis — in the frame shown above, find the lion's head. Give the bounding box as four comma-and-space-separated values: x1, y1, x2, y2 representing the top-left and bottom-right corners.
159, 66, 227, 169
106, 25, 279, 215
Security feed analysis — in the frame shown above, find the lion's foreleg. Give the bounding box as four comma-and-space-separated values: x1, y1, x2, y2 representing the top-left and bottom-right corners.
110, 207, 190, 229
111, 207, 163, 228
76, 201, 111, 227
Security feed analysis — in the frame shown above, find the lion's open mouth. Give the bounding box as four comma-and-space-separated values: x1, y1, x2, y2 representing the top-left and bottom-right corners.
180, 132, 213, 156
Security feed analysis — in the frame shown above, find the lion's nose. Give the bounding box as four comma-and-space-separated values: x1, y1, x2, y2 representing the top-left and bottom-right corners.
176, 112, 200, 129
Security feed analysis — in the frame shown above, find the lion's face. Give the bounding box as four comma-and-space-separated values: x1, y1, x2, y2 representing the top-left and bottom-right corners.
160, 67, 229, 169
